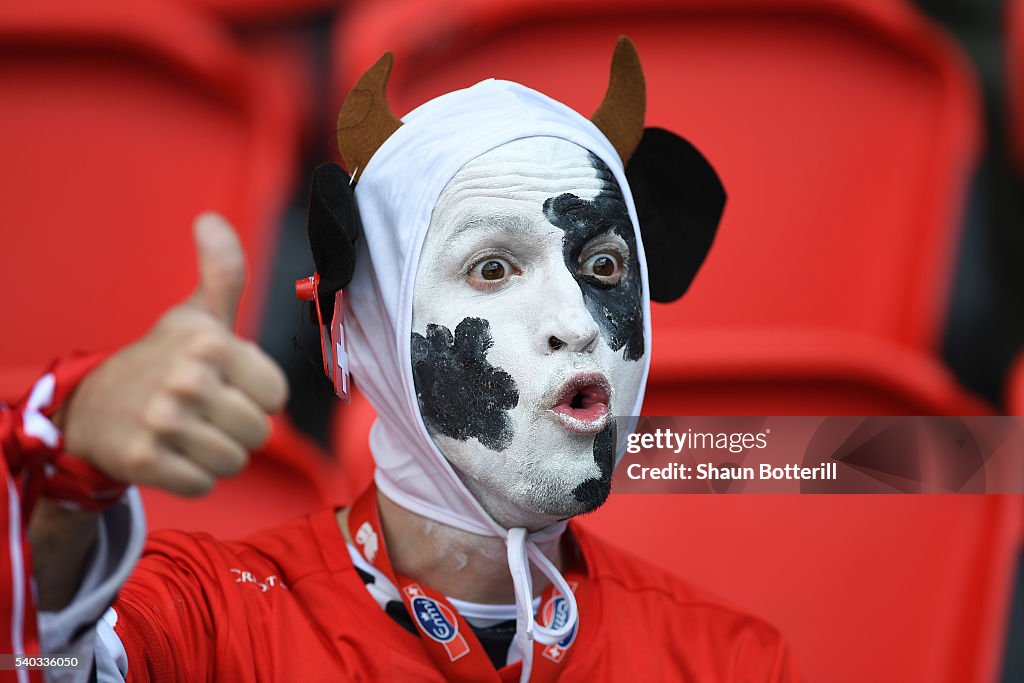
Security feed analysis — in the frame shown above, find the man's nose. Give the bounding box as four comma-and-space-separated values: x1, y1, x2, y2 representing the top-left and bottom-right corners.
537, 269, 600, 355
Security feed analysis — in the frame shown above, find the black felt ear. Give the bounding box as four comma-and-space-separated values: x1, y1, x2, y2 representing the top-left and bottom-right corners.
307, 162, 362, 321
626, 127, 726, 303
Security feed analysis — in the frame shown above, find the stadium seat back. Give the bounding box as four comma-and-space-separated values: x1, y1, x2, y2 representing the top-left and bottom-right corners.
0, 0, 298, 401
334, 0, 980, 353
0, 0, 322, 537
578, 494, 1023, 683
643, 327, 992, 416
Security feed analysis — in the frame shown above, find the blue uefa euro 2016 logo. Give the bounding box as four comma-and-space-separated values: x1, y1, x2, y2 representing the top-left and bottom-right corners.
412, 596, 457, 643
549, 595, 577, 648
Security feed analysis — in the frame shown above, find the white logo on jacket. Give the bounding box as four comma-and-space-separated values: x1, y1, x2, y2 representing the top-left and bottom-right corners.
354, 522, 379, 563
229, 568, 285, 593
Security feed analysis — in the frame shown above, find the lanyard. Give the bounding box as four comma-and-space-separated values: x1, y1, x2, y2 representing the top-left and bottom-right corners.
347, 485, 586, 682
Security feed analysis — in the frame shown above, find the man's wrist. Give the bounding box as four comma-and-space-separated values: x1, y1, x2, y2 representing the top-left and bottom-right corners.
15, 353, 126, 511
41, 351, 109, 443
41, 453, 128, 513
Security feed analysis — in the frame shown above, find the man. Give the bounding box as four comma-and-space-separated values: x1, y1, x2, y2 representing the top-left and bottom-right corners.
27, 38, 797, 681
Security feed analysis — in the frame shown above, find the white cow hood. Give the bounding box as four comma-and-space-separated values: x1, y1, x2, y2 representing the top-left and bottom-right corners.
343, 78, 652, 678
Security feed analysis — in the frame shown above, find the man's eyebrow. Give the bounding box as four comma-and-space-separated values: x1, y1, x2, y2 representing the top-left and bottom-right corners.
449, 213, 535, 241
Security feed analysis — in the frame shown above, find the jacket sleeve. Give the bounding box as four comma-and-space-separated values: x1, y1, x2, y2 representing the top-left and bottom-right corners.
109, 531, 239, 683
0, 355, 145, 683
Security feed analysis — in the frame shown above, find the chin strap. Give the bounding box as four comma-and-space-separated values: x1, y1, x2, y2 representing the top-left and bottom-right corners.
506, 527, 580, 683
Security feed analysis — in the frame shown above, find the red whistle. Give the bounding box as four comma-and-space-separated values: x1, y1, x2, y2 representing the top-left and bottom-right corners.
293, 272, 349, 402
295, 275, 317, 302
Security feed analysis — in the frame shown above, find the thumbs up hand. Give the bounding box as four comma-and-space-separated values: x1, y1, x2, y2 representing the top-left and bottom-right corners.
58, 213, 289, 496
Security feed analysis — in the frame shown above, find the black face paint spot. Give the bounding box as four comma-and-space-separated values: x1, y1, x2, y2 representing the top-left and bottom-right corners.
572, 422, 617, 509
411, 317, 519, 452
542, 153, 644, 361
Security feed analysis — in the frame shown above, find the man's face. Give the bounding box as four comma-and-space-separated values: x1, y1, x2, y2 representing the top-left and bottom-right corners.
410, 137, 645, 530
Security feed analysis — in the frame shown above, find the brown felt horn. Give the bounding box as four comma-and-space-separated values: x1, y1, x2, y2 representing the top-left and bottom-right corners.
590, 36, 646, 164
336, 52, 403, 182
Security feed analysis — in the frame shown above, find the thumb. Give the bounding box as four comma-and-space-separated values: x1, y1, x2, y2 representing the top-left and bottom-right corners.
189, 212, 246, 327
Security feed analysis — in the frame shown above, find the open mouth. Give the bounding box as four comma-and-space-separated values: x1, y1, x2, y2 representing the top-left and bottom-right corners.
548, 373, 611, 434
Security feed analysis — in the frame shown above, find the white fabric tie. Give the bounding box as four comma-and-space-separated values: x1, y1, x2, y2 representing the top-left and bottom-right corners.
506, 527, 579, 683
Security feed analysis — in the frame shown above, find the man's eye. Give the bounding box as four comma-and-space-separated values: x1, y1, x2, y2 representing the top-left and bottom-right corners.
580, 252, 623, 283
470, 257, 513, 284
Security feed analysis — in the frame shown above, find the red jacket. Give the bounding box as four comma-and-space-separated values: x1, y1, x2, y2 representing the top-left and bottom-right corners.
114, 507, 797, 682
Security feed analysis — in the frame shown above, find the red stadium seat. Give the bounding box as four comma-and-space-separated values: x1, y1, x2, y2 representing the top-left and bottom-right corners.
333, 0, 981, 354
0, 0, 327, 536
644, 327, 992, 416
619, 326, 1015, 681
0, 0, 298, 396
327, 2, 1019, 681
579, 495, 1023, 683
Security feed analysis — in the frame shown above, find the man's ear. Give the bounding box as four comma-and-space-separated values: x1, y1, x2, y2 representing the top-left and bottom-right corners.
307, 163, 362, 321
626, 127, 726, 303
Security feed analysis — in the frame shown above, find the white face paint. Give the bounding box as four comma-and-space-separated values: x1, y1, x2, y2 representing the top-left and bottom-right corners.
410, 137, 645, 530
